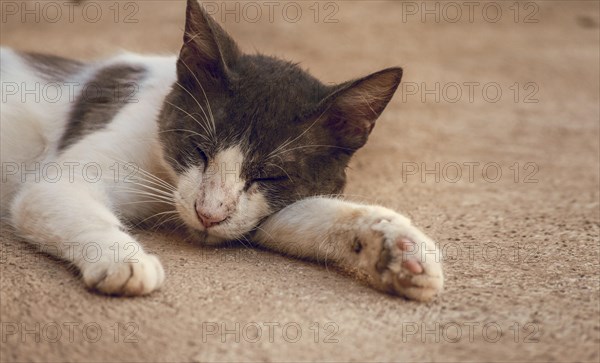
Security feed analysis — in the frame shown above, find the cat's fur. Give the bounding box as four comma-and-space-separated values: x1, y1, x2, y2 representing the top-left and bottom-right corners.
0, 0, 443, 301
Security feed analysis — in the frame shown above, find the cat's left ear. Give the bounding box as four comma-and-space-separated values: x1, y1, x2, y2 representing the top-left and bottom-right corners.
319, 67, 403, 150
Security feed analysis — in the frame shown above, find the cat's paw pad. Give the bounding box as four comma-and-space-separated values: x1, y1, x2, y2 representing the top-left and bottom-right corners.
357, 212, 444, 301
384, 235, 443, 301
82, 253, 165, 296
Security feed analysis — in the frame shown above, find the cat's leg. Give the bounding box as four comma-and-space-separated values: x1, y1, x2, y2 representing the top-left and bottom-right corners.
10, 180, 165, 296
253, 197, 443, 301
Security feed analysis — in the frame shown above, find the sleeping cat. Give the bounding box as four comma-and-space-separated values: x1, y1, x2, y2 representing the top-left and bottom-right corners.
0, 0, 443, 301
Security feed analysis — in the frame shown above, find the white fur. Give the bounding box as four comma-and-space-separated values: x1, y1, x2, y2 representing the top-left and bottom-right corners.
1, 49, 177, 295
175, 146, 271, 241
255, 197, 444, 301
0, 47, 443, 300
0, 48, 273, 295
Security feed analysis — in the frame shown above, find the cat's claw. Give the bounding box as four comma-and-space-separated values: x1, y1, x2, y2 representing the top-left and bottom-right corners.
82, 253, 165, 296
355, 209, 444, 301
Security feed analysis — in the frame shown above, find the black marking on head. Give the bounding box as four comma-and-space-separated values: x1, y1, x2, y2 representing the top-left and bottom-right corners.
21, 51, 84, 82
59, 64, 147, 151
159, 0, 403, 216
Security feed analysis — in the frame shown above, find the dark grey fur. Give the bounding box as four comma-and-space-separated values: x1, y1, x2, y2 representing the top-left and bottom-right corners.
29, 0, 402, 230
158, 0, 402, 213
21, 52, 147, 151
59, 64, 147, 150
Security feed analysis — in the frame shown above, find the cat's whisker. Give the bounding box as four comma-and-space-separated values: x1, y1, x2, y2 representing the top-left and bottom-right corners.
159, 127, 210, 143
169, 220, 190, 236
115, 181, 175, 199
165, 97, 209, 138
172, 81, 214, 140
129, 176, 177, 196
121, 173, 177, 196
149, 213, 182, 232
266, 136, 292, 160
234, 234, 252, 250
156, 214, 189, 237
265, 162, 293, 183
173, 77, 213, 129
272, 144, 353, 156
180, 127, 212, 143
112, 188, 175, 204
84, 179, 171, 193
266, 106, 331, 161
116, 199, 176, 207
181, 113, 214, 142
109, 158, 178, 192
135, 210, 180, 228
127, 165, 178, 192
178, 57, 217, 136
164, 99, 213, 141
162, 154, 188, 174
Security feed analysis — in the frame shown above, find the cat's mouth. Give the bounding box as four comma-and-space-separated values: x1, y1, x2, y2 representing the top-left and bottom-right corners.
193, 201, 232, 232
174, 192, 246, 241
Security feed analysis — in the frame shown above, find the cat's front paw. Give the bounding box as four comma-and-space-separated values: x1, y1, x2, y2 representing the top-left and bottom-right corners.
82, 253, 165, 296
353, 208, 444, 301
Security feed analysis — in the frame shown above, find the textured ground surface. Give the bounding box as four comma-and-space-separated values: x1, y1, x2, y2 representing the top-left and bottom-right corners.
1, 1, 599, 362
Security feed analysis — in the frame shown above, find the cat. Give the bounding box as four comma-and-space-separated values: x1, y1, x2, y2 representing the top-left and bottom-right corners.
0, 0, 444, 301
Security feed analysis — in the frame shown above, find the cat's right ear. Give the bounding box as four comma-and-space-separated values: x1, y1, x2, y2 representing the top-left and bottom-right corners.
177, 0, 241, 83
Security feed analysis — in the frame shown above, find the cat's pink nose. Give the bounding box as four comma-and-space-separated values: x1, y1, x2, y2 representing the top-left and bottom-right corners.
195, 205, 228, 229
197, 212, 228, 229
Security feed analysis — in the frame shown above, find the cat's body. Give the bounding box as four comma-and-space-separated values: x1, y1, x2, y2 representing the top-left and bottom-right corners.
0, 0, 443, 301
1, 50, 177, 221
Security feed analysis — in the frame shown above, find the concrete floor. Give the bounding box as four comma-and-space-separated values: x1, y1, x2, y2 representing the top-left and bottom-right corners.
1, 1, 599, 362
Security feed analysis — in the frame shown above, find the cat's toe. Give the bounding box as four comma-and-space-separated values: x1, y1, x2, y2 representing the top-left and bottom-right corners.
402, 258, 423, 274
82, 253, 165, 296
386, 237, 444, 301
368, 218, 444, 301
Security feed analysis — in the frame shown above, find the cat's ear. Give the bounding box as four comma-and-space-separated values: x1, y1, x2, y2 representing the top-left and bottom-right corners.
178, 0, 241, 82
319, 67, 403, 150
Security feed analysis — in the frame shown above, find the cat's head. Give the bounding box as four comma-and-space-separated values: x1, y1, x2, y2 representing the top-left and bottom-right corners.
158, 0, 402, 242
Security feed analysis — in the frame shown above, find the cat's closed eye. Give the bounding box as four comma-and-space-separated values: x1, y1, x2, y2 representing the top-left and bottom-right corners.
252, 176, 288, 184
247, 164, 292, 185
194, 145, 208, 163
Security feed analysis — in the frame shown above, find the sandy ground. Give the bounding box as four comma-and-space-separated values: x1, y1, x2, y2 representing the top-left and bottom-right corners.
1, 1, 599, 362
